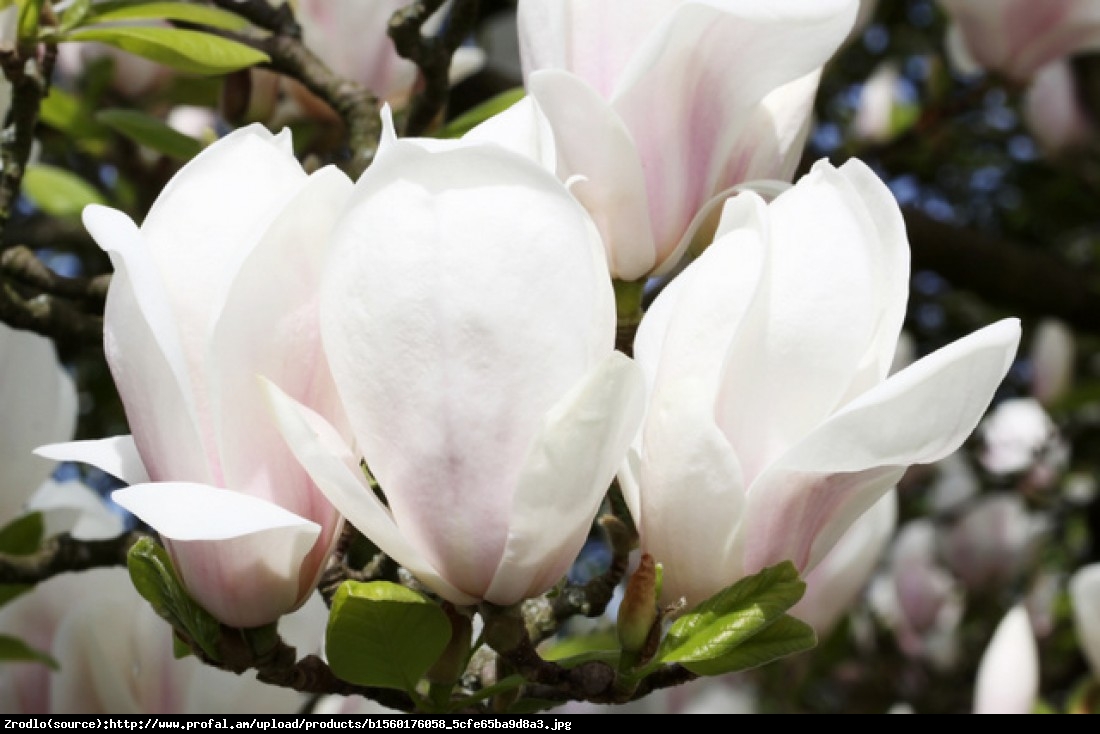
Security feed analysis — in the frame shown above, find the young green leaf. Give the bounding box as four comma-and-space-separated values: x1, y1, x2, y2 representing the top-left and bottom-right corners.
675, 614, 816, 676
126, 537, 222, 662
656, 561, 810, 673
86, 1, 251, 32
62, 26, 268, 76
22, 166, 106, 217
96, 108, 203, 161
326, 580, 451, 693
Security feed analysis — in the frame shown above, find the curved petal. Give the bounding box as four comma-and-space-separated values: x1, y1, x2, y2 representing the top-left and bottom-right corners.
610, 0, 858, 261
138, 125, 307, 345
526, 69, 656, 279
1070, 563, 1100, 678
209, 165, 352, 587
464, 96, 557, 172
322, 132, 613, 592
791, 488, 897, 636
35, 435, 150, 485
112, 483, 320, 628
0, 324, 76, 518
518, 0, 682, 97
715, 160, 894, 483
973, 605, 1038, 714
83, 205, 208, 485
780, 318, 1022, 474
484, 352, 645, 604
262, 379, 475, 605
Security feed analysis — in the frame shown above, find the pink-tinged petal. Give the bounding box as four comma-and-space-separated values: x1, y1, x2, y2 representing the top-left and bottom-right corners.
716, 161, 893, 483
484, 352, 645, 604
0, 324, 76, 518
526, 69, 656, 280
791, 488, 897, 636
83, 205, 209, 485
139, 125, 307, 357
112, 483, 320, 628
973, 605, 1038, 714
322, 134, 612, 594
780, 319, 1022, 474
209, 165, 352, 589
35, 436, 150, 485
49, 584, 172, 714
518, 0, 683, 98
610, 0, 858, 263
262, 379, 475, 605
297, 0, 416, 102
740, 461, 902, 579
1070, 564, 1100, 678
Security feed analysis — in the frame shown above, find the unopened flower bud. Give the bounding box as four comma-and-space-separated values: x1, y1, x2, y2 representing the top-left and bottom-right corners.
617, 553, 660, 655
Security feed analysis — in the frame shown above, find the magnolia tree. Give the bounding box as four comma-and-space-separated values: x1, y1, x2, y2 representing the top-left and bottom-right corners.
0, 0, 1099, 716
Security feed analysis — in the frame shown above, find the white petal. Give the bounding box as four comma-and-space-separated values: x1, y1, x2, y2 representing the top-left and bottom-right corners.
26, 479, 124, 541
973, 605, 1038, 714
262, 379, 475, 605
484, 352, 645, 604
112, 483, 320, 628
83, 205, 209, 485
35, 435, 150, 485
1070, 563, 1100, 679
781, 319, 1022, 474
527, 69, 656, 280
322, 133, 613, 593
0, 324, 77, 518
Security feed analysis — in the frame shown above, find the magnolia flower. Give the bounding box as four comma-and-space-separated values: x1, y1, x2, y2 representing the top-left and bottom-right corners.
0, 323, 77, 522
0, 568, 322, 713
939, 0, 1100, 83
978, 397, 1065, 478
1070, 564, 1100, 678
973, 605, 1039, 714
39, 125, 352, 628
266, 112, 645, 606
295, 0, 484, 106
1024, 61, 1094, 155
1029, 318, 1075, 406
515, 0, 859, 280
853, 62, 908, 144
944, 494, 1043, 591
791, 489, 897, 637
620, 157, 1021, 609
870, 520, 963, 667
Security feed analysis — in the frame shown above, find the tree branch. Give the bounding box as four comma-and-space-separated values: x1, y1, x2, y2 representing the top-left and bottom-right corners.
0, 531, 148, 585
903, 207, 1100, 333
389, 0, 481, 136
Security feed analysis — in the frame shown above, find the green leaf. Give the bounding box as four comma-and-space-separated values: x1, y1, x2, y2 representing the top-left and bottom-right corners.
0, 633, 57, 668
0, 512, 43, 555
677, 614, 816, 676
38, 88, 111, 150
126, 537, 222, 661
541, 630, 618, 662
657, 561, 808, 671
326, 580, 451, 692
58, 0, 91, 33
87, 1, 251, 31
96, 108, 203, 160
16, 0, 42, 43
22, 165, 106, 217
434, 88, 526, 139
62, 26, 269, 76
